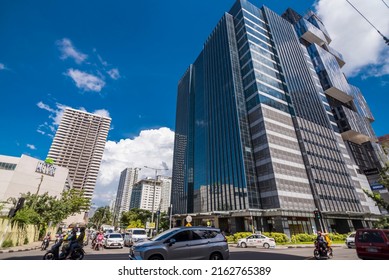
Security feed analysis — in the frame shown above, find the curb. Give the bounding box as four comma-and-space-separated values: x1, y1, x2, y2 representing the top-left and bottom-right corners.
0, 246, 41, 254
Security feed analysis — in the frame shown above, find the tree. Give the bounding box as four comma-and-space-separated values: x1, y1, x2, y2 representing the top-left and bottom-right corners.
89, 206, 112, 230
9, 189, 89, 230
364, 163, 389, 213
120, 208, 151, 228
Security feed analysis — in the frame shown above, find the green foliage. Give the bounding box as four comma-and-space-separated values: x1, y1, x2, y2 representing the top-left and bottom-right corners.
328, 233, 347, 241
226, 235, 235, 243
262, 232, 289, 243
7, 189, 89, 232
364, 162, 389, 212
126, 219, 144, 229
1, 239, 14, 248
89, 206, 113, 229
373, 217, 389, 229
290, 233, 316, 243
120, 208, 151, 228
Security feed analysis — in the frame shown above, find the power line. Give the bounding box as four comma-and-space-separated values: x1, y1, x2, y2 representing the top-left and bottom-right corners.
346, 0, 389, 46
382, 0, 389, 9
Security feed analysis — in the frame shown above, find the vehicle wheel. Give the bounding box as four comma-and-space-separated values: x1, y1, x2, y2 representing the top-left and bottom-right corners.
75, 251, 84, 260
313, 249, 320, 260
327, 248, 333, 259
148, 255, 163, 260
43, 252, 55, 260
210, 252, 223, 260
241, 242, 247, 248
263, 243, 270, 249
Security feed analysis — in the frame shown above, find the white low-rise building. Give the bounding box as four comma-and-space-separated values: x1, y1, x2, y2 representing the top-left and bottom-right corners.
0, 154, 71, 216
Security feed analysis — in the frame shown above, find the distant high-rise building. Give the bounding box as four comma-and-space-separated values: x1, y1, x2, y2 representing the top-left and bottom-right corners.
172, 0, 383, 235
113, 167, 140, 223
130, 178, 162, 212
157, 176, 172, 213
47, 107, 111, 221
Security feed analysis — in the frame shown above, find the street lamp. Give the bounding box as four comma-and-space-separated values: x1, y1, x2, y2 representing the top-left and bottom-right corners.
144, 165, 168, 235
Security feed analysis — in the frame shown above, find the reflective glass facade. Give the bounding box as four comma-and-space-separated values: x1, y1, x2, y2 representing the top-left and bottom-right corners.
172, 0, 382, 234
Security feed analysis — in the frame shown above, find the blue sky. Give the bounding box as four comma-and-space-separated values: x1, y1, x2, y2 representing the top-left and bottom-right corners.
1, 0, 388, 206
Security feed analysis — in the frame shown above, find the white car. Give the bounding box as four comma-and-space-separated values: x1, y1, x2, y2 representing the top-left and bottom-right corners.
124, 228, 148, 247
104, 233, 124, 248
345, 232, 356, 248
237, 234, 276, 249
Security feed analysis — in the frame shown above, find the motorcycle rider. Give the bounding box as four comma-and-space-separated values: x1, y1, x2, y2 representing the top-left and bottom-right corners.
66, 227, 85, 259
316, 231, 328, 253
41, 232, 51, 250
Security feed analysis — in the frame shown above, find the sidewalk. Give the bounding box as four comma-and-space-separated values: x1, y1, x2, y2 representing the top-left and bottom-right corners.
0, 241, 42, 254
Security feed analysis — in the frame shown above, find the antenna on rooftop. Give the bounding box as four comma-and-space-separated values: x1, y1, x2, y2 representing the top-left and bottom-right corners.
346, 0, 389, 46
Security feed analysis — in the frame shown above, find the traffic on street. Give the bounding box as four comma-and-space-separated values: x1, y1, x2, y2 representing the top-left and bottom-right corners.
0, 243, 359, 260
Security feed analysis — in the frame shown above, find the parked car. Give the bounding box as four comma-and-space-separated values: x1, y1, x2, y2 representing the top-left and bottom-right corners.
345, 232, 356, 248
355, 228, 389, 260
104, 233, 124, 249
129, 226, 229, 260
124, 228, 148, 247
237, 233, 276, 249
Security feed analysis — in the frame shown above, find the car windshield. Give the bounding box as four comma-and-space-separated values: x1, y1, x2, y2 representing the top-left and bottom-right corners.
133, 230, 146, 235
109, 234, 122, 239
151, 228, 181, 241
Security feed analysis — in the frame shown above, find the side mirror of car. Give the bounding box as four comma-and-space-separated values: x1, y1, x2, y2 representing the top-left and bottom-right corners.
169, 238, 176, 246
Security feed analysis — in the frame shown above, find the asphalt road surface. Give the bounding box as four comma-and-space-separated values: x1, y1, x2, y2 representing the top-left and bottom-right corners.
0, 244, 359, 260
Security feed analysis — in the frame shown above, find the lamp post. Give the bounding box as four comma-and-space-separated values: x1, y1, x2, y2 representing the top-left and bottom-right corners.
144, 165, 168, 236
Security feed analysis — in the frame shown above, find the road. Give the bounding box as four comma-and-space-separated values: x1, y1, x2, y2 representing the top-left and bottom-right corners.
0, 244, 359, 260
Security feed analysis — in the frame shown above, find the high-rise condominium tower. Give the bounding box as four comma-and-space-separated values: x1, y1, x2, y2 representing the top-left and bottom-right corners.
113, 167, 140, 223
48, 107, 111, 204
172, 0, 384, 235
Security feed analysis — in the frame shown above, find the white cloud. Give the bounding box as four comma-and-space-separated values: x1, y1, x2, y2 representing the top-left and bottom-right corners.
92, 109, 111, 119
27, 144, 37, 150
107, 68, 121, 80
92, 127, 175, 206
0, 63, 6, 70
56, 38, 87, 64
66, 69, 106, 92
315, 0, 389, 77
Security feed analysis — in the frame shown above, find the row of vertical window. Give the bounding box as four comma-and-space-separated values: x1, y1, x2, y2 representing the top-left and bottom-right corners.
306, 149, 344, 164
318, 194, 358, 204
246, 93, 290, 114
310, 164, 349, 177
0, 162, 17, 170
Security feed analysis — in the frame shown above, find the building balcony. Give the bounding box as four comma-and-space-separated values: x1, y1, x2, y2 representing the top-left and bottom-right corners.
335, 106, 375, 144
324, 86, 353, 103
298, 19, 328, 46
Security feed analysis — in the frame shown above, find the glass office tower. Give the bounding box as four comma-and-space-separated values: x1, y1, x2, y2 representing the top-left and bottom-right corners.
172, 0, 382, 235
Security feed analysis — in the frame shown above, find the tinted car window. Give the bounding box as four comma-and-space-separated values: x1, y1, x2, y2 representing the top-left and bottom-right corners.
172, 230, 191, 242
109, 234, 122, 239
358, 231, 384, 243
152, 228, 180, 241
193, 230, 218, 239
133, 230, 146, 235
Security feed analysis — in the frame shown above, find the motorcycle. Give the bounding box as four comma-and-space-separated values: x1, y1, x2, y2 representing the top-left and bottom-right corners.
91, 239, 104, 251
313, 241, 333, 259
43, 238, 85, 260
41, 237, 50, 251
